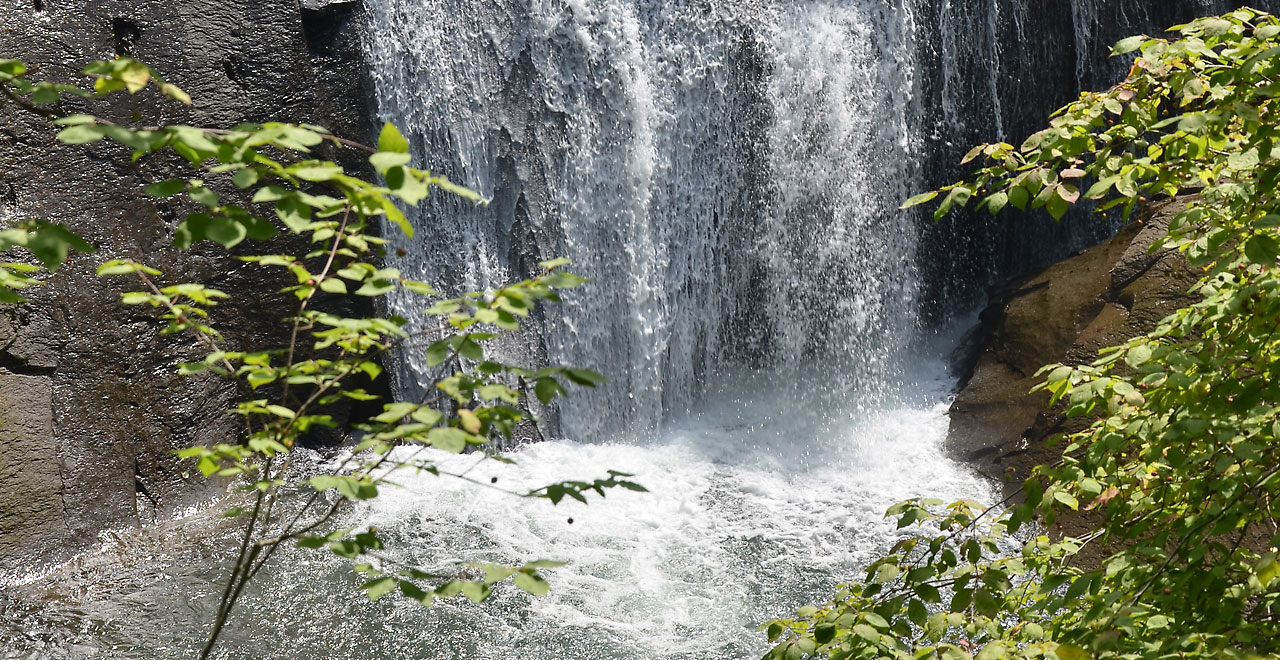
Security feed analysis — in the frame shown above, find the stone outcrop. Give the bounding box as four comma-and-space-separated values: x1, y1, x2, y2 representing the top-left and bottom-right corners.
0, 0, 370, 576
948, 198, 1201, 494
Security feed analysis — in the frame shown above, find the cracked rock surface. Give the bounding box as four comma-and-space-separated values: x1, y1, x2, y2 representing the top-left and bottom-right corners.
948, 198, 1200, 501
0, 0, 369, 575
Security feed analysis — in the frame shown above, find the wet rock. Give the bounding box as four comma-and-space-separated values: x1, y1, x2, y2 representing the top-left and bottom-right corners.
0, 0, 371, 575
0, 373, 64, 566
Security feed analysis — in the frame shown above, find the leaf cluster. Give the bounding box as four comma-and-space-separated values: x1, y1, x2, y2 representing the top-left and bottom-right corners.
775, 8, 1280, 660
1, 55, 646, 658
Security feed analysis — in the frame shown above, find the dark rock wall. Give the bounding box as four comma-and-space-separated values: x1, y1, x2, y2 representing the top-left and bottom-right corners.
0, 0, 370, 575
916, 0, 1270, 321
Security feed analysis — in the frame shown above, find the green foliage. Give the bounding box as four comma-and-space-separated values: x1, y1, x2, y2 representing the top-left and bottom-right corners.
777, 8, 1280, 660
0, 220, 95, 302
1, 56, 643, 658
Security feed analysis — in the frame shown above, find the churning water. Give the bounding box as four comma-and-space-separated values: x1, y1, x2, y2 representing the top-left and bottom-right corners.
0, 325, 991, 660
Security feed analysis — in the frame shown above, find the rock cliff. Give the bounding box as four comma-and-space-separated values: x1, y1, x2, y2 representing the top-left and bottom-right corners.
949, 198, 1201, 495
0, 0, 369, 576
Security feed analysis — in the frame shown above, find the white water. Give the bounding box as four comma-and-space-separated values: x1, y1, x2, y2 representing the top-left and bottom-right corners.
199, 325, 992, 660
366, 0, 937, 440
0, 330, 989, 660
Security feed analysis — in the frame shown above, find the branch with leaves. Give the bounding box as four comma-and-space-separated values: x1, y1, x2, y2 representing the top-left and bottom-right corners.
1, 55, 648, 658
769, 8, 1280, 660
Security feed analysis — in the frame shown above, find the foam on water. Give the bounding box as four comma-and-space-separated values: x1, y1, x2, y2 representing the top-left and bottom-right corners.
205, 327, 992, 660
0, 324, 989, 660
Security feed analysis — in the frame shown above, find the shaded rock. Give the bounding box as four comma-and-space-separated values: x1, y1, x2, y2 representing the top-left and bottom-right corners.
949, 198, 1200, 495
0, 0, 372, 575
0, 374, 63, 565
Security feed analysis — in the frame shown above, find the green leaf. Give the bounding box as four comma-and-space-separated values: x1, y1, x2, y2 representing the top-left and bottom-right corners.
976, 642, 1008, 660
456, 338, 484, 361
1112, 35, 1147, 55
1054, 644, 1092, 660
851, 624, 879, 642
232, 167, 261, 189
370, 151, 412, 174
1126, 344, 1152, 366
1229, 149, 1261, 171
1200, 17, 1233, 36
378, 122, 411, 154
1008, 185, 1029, 210
159, 82, 192, 105
362, 576, 396, 601
204, 217, 248, 248
1245, 234, 1280, 264
427, 427, 468, 453
23, 77, 70, 101
56, 124, 105, 144
119, 60, 151, 93
1178, 112, 1212, 132
1053, 490, 1079, 510
562, 368, 606, 387
907, 599, 928, 627
146, 180, 188, 197
974, 587, 1001, 617
986, 191, 1009, 215
319, 278, 348, 294
1046, 192, 1070, 220
52, 114, 97, 126
534, 377, 564, 405
275, 197, 313, 233
289, 162, 343, 182
873, 563, 899, 584
23, 223, 95, 269
187, 185, 219, 209
900, 191, 938, 210
961, 144, 985, 164
1084, 176, 1118, 200
513, 572, 550, 596
0, 59, 28, 76
425, 340, 451, 367
926, 613, 948, 642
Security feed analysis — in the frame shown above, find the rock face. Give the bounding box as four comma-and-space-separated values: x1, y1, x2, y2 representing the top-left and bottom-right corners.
949, 198, 1200, 494
0, 0, 371, 575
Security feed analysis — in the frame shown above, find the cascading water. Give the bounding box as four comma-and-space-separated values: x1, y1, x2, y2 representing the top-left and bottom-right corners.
344, 1, 1015, 657
2, 2, 1259, 659
368, 0, 1248, 434
367, 0, 936, 440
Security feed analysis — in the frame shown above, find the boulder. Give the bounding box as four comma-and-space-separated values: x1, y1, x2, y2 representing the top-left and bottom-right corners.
949, 198, 1201, 494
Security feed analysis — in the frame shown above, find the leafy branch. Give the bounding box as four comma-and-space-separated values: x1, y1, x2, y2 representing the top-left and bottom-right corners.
771, 8, 1280, 660
1, 55, 647, 658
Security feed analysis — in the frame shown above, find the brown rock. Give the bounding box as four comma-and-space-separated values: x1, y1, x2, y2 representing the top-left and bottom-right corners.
949, 198, 1200, 496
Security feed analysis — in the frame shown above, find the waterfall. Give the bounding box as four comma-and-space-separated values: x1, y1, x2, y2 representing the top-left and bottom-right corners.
366, 0, 1255, 439
8, 3, 1271, 659
367, 1, 942, 440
